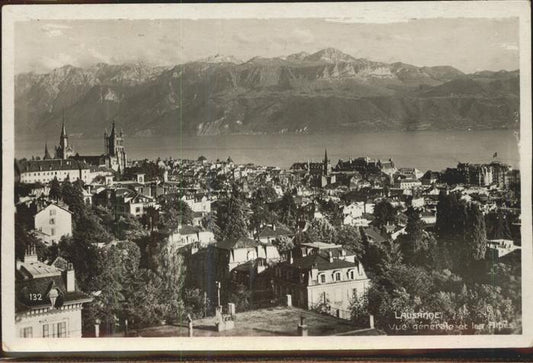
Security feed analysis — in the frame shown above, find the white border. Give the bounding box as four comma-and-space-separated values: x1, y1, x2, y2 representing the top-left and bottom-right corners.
2, 1, 532, 353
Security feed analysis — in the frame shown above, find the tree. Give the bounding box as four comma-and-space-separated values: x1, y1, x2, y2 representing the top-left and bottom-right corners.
61, 179, 85, 219
123, 269, 166, 328
184, 288, 208, 319
272, 235, 294, 254
307, 218, 337, 243
49, 177, 61, 201
335, 225, 364, 261
485, 210, 512, 240
141, 206, 159, 232
250, 188, 277, 235
215, 189, 248, 242
317, 198, 343, 227
15, 214, 46, 261
114, 214, 146, 241
154, 241, 187, 323
58, 235, 99, 290
436, 193, 487, 272
465, 203, 487, 261
350, 292, 369, 328
373, 200, 397, 228
158, 194, 193, 230
82, 241, 162, 334
278, 191, 297, 227
398, 207, 436, 267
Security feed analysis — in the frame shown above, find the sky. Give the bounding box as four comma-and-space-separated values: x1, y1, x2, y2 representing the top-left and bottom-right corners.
15, 17, 519, 74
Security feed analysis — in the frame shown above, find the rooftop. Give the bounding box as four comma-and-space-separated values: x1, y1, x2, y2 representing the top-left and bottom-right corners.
16, 158, 90, 173
288, 252, 357, 271
215, 237, 260, 250
300, 242, 342, 250
258, 225, 294, 238
18, 259, 62, 279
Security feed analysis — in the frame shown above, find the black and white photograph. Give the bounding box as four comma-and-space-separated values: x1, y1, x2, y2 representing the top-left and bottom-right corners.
2, 1, 532, 352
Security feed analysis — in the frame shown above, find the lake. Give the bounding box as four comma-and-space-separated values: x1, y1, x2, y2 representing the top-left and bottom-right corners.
16, 130, 520, 172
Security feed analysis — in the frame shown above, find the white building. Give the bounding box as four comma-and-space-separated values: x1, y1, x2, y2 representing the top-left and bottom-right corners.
16, 159, 91, 184
168, 225, 215, 247
274, 247, 369, 320
214, 237, 281, 272
486, 239, 520, 258
34, 203, 72, 245
410, 197, 425, 209
394, 178, 422, 190
15, 247, 92, 338
114, 189, 157, 217
182, 195, 211, 214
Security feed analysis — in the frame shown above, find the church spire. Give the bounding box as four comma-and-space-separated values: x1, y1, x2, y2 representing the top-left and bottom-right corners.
44, 142, 51, 160
110, 120, 116, 138
323, 148, 329, 176
60, 111, 67, 139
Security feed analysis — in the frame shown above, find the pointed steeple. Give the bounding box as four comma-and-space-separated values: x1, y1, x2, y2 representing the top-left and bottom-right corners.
44, 142, 51, 160
110, 120, 116, 138
60, 111, 67, 139
323, 148, 329, 176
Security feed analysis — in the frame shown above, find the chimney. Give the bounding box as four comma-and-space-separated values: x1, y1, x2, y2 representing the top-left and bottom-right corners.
328, 251, 333, 263
66, 263, 75, 292
24, 244, 39, 263
341, 249, 346, 259
310, 262, 318, 281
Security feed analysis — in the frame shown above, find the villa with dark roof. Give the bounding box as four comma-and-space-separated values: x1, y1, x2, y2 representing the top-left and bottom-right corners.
15, 246, 92, 338
213, 237, 280, 272
273, 244, 369, 319
258, 224, 294, 244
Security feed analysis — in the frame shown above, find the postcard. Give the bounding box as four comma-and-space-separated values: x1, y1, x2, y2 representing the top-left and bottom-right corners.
2, 1, 532, 353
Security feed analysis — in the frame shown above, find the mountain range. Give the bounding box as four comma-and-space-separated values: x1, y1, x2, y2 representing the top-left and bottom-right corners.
15, 47, 520, 138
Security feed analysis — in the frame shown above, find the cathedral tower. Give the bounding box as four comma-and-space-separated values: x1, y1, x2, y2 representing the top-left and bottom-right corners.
104, 121, 127, 172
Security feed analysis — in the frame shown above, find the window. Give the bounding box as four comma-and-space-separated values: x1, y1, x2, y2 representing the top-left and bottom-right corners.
334, 271, 341, 281
352, 288, 358, 298
50, 209, 56, 216
49, 218, 55, 225
43, 324, 49, 338
51, 228, 55, 236
319, 274, 326, 284
57, 322, 67, 337
348, 270, 355, 280
22, 327, 32, 338
135, 207, 141, 213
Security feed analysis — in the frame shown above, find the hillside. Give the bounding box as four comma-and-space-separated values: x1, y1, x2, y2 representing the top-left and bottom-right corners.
14, 48, 520, 138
